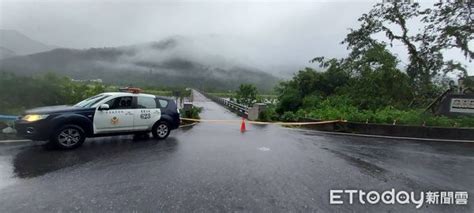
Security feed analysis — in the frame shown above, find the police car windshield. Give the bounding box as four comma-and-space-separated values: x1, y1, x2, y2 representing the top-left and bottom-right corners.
74, 95, 110, 108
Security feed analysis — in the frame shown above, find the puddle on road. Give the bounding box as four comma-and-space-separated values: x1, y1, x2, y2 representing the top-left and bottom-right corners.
7, 136, 179, 179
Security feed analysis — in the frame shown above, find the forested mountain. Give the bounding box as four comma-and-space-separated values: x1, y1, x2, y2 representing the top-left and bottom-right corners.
0, 47, 16, 59
0, 37, 279, 91
0, 29, 56, 56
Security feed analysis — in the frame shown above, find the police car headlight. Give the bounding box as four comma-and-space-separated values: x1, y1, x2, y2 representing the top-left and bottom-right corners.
22, 114, 49, 122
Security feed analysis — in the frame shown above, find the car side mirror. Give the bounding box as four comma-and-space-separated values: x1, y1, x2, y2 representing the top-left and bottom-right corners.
99, 104, 110, 110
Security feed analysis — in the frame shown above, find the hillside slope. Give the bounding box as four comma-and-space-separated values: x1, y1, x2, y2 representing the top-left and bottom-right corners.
0, 47, 16, 59
0, 29, 56, 55
0, 38, 279, 91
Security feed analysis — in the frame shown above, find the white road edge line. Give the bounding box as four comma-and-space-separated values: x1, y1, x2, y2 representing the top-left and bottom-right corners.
287, 128, 474, 143
0, 139, 31, 143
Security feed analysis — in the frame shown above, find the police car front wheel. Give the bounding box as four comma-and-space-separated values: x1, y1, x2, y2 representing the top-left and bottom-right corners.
50, 125, 86, 149
152, 121, 170, 140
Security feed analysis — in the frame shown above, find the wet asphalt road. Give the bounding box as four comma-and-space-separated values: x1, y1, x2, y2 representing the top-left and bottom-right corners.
0, 91, 473, 212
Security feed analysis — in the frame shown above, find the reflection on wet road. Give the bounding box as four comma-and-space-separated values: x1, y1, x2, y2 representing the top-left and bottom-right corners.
0, 91, 473, 212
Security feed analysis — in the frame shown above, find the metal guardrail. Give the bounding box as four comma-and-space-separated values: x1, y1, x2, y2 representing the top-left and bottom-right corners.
0, 115, 19, 121
198, 90, 249, 117
216, 98, 249, 115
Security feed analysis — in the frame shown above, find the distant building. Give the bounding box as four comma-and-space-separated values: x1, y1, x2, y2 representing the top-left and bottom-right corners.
72, 78, 103, 83
90, 79, 103, 83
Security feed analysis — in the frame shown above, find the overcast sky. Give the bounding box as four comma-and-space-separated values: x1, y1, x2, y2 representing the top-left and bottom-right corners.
0, 0, 472, 76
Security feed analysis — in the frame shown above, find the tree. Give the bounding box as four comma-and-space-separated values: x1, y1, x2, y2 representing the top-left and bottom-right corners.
235, 84, 258, 107
339, 44, 413, 109
343, 1, 473, 99
275, 65, 351, 113
426, 1, 473, 60
311, 43, 414, 110
275, 84, 302, 114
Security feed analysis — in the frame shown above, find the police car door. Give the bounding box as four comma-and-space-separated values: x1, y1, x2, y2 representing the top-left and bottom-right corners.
134, 96, 161, 131
94, 96, 135, 134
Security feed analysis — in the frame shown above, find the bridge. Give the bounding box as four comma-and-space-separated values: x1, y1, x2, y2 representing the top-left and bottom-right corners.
199, 90, 250, 117
0, 90, 473, 212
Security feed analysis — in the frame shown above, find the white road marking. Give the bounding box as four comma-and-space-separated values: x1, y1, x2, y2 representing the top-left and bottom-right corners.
0, 139, 31, 143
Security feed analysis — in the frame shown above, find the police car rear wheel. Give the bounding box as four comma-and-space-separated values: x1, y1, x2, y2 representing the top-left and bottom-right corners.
51, 125, 86, 149
152, 122, 170, 140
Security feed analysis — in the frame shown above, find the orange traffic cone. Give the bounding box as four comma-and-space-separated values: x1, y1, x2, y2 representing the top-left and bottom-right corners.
240, 117, 246, 133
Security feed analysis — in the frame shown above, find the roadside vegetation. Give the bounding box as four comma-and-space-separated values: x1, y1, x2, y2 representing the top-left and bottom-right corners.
0, 72, 188, 115
181, 106, 203, 120
0, 72, 107, 115
259, 2, 474, 127
234, 84, 258, 107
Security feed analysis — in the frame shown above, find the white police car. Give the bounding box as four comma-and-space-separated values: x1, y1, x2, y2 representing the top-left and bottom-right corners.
15, 88, 180, 149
